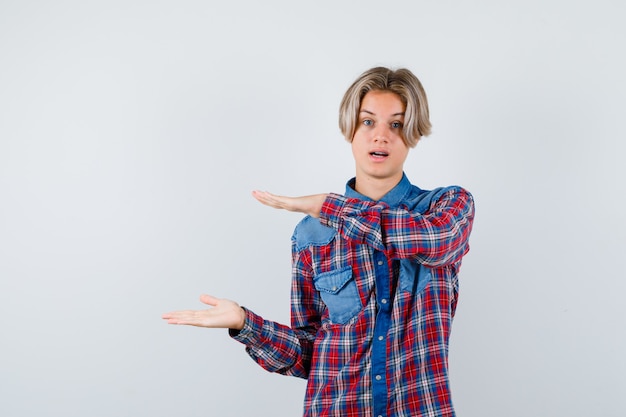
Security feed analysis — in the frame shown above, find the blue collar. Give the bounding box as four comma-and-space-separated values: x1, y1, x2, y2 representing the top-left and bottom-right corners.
345, 173, 414, 206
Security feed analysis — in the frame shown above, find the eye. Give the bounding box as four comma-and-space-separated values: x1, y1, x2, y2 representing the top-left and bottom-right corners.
391, 121, 403, 129
362, 119, 374, 127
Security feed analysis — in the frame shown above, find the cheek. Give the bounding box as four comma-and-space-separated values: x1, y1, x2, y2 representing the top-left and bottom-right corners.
400, 149, 410, 163
351, 134, 364, 154
395, 144, 410, 161
351, 142, 360, 161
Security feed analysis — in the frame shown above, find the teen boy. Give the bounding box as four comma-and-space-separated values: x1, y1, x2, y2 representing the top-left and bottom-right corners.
163, 67, 475, 417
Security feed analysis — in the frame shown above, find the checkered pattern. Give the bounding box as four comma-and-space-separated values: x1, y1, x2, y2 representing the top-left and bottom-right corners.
232, 175, 474, 417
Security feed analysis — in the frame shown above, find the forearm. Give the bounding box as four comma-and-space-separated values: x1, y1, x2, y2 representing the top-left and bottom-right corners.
319, 187, 475, 267
230, 308, 313, 379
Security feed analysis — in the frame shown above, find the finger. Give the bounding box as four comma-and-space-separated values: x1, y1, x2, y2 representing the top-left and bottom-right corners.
252, 190, 278, 207
252, 190, 268, 205
199, 294, 219, 306
161, 310, 188, 324
251, 190, 266, 200
162, 310, 205, 326
259, 191, 294, 210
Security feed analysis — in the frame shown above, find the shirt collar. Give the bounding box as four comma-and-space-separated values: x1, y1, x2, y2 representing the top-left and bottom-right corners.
345, 173, 413, 206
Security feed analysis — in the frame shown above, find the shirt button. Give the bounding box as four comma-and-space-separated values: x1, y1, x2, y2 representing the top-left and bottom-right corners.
381, 299, 387, 304
378, 336, 384, 341
331, 286, 337, 291
377, 260, 384, 265
375, 375, 382, 381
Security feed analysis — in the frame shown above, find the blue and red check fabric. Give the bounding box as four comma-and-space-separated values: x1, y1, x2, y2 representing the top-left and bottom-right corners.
232, 175, 475, 417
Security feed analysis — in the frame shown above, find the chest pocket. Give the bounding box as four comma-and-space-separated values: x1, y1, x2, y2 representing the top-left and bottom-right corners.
314, 266, 362, 324
399, 260, 432, 294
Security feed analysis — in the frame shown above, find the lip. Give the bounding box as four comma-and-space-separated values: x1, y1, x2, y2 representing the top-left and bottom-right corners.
369, 148, 389, 161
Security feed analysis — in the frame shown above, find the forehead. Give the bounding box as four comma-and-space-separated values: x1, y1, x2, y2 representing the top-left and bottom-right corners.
359, 90, 405, 114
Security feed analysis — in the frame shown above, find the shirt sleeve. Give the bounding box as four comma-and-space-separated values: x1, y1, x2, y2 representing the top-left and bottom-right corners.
229, 243, 321, 379
319, 186, 475, 267
228, 308, 311, 379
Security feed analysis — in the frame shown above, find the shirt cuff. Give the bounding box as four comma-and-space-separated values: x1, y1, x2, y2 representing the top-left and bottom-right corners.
228, 307, 264, 345
319, 193, 347, 229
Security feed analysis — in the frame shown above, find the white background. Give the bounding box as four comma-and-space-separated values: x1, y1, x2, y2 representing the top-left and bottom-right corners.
1, 1, 624, 416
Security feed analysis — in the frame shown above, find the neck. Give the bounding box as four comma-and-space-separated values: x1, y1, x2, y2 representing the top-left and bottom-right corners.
353, 174, 402, 201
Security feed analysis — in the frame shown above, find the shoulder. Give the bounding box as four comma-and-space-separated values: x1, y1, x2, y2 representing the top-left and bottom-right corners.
291, 216, 337, 251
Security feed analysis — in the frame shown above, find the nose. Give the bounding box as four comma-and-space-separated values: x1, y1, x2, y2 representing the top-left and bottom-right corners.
373, 125, 390, 143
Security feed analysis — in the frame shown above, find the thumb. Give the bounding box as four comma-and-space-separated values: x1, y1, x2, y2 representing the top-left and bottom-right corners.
199, 294, 219, 307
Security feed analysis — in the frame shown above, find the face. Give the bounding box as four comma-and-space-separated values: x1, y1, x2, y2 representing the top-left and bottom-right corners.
351, 90, 409, 188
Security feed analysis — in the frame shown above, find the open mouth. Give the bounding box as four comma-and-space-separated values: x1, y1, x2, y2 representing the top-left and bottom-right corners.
370, 151, 389, 158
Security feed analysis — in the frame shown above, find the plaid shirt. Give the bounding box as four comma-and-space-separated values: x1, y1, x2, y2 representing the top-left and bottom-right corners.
232, 174, 475, 417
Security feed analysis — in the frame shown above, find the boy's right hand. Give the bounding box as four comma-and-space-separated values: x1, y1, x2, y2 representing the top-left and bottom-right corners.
162, 294, 246, 330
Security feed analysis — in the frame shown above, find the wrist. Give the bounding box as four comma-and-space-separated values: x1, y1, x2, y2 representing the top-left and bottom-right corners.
308, 194, 328, 218
235, 306, 246, 330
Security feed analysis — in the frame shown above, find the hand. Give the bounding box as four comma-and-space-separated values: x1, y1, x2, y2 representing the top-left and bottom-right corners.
162, 294, 246, 330
252, 190, 328, 218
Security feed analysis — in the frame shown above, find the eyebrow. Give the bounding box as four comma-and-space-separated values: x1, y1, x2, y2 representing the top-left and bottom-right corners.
360, 109, 405, 117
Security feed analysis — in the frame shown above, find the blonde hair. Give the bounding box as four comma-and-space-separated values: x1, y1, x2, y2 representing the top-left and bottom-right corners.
338, 67, 431, 148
